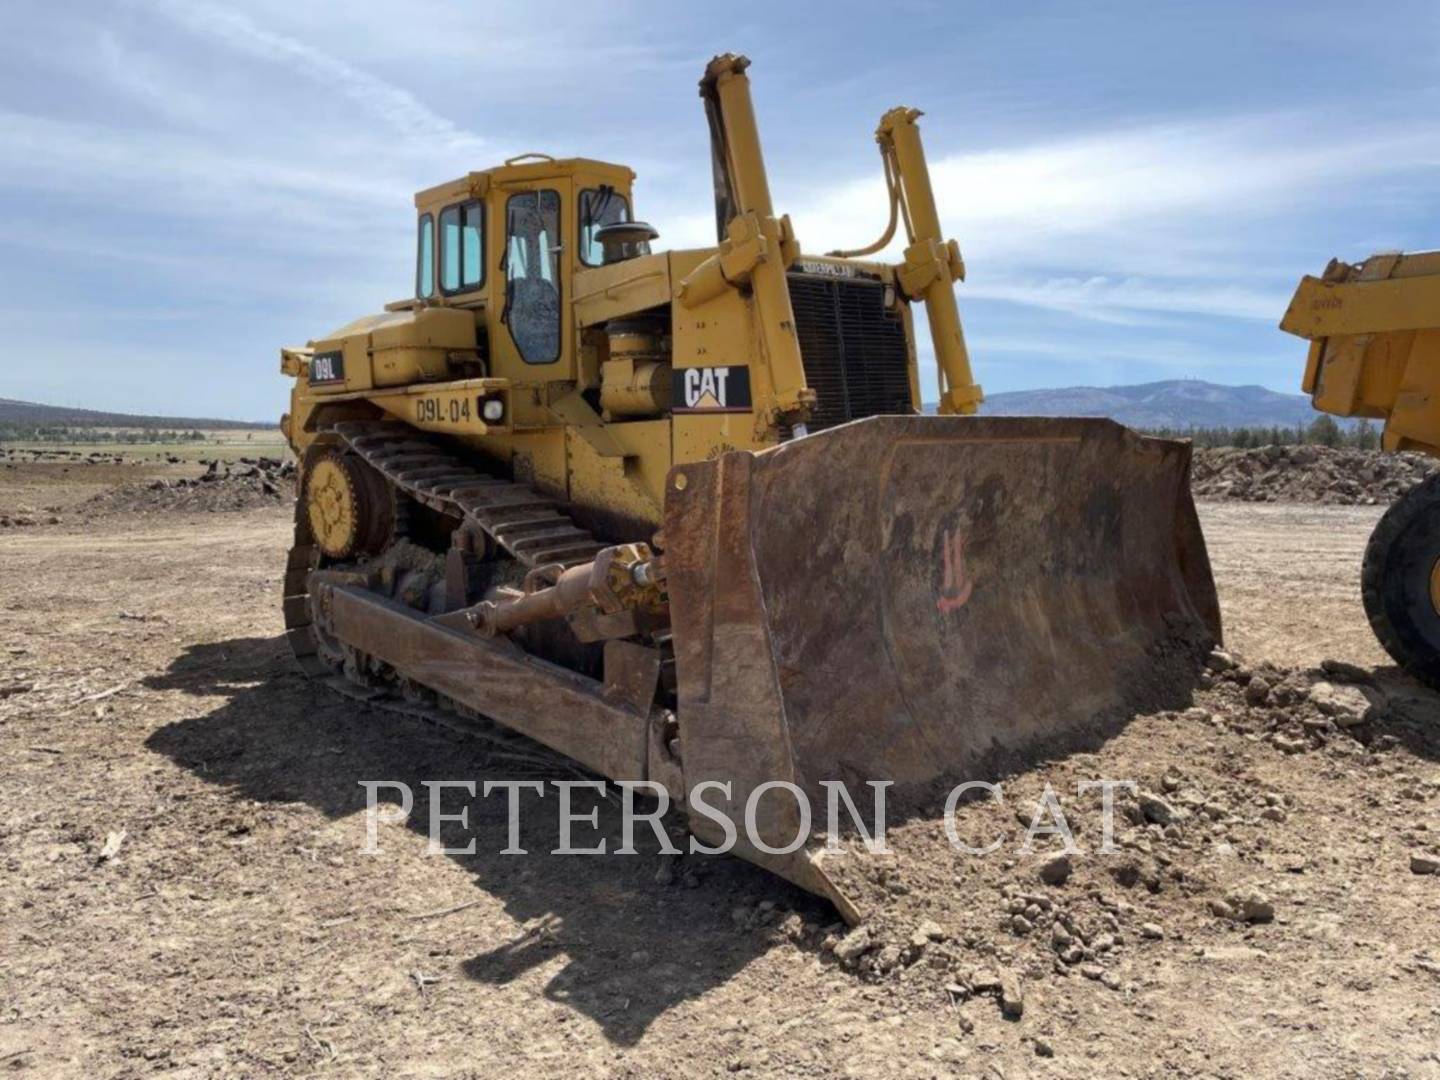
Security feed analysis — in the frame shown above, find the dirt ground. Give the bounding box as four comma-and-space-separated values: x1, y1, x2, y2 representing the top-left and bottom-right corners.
1200, 501, 1392, 671
2, 470, 1438, 1078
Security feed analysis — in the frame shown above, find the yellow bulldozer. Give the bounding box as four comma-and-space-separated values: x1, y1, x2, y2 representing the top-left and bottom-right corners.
1282, 251, 1440, 688
279, 54, 1220, 921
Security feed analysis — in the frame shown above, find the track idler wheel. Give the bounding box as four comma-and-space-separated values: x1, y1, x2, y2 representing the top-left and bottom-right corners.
303, 448, 394, 561
1362, 473, 1440, 689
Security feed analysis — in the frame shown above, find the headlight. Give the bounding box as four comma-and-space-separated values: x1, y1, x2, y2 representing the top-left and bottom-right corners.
482, 398, 504, 423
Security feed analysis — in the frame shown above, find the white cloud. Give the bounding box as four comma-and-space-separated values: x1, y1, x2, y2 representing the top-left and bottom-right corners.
970, 331, 1257, 367
140, 0, 485, 152
93, 31, 216, 128
779, 112, 1440, 321
0, 107, 412, 252
820, 116, 1434, 240
962, 275, 1287, 323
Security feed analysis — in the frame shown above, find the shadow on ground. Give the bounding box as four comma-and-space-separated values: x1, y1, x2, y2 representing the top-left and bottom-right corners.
137, 629, 1361, 1043
142, 635, 834, 1045
1359, 667, 1440, 762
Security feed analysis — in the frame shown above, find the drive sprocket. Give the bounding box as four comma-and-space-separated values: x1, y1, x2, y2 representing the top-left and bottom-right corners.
303, 447, 394, 561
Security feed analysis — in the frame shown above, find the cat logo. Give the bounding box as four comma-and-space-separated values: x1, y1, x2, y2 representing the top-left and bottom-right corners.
673, 365, 752, 413
309, 350, 346, 385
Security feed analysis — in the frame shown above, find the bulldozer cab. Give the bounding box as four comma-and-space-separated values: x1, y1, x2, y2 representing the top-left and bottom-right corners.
408, 157, 638, 384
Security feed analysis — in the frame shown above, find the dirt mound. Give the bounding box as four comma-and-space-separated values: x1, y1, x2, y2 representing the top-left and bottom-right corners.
0, 446, 127, 465
82, 457, 295, 514
1192, 445, 1434, 504
786, 648, 1439, 1034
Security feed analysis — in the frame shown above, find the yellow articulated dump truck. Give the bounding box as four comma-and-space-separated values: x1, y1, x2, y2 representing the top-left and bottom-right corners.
1282, 252, 1440, 688
279, 53, 1220, 921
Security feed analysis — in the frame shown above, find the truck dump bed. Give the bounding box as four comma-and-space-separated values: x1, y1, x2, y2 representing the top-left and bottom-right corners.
1282, 250, 1440, 454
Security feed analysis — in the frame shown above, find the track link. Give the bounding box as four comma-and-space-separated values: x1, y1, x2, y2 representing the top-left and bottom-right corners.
282, 421, 609, 679
281, 498, 332, 679
332, 420, 606, 571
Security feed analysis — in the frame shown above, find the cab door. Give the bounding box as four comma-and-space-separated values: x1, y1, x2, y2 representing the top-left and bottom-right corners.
500, 188, 567, 371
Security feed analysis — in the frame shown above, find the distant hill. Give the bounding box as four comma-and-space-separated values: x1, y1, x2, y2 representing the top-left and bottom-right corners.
0, 398, 272, 430
3, 383, 1332, 433
966, 380, 1334, 430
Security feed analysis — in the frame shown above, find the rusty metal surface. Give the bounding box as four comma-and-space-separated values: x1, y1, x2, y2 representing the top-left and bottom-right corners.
468, 561, 597, 637
665, 416, 1219, 861
320, 583, 651, 782
601, 640, 663, 715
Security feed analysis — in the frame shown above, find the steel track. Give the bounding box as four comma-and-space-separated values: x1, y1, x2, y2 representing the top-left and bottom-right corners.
282, 420, 608, 682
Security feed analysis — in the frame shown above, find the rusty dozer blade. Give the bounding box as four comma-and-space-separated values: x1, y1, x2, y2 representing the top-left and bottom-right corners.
664, 415, 1219, 921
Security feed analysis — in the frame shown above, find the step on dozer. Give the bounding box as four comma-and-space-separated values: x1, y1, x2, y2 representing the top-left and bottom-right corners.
278, 53, 1220, 922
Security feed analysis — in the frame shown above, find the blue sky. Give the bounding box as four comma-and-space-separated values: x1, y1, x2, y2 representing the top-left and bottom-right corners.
1, 1, 1437, 420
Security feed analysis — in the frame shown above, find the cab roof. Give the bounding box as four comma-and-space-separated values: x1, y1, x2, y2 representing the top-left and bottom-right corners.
413, 157, 636, 208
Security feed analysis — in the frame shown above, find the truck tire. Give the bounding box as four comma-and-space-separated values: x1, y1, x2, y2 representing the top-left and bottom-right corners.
1361, 473, 1440, 688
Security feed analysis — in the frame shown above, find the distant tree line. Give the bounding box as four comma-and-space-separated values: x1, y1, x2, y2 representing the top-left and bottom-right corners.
0, 424, 209, 444
1143, 416, 1379, 450
1, 416, 1383, 452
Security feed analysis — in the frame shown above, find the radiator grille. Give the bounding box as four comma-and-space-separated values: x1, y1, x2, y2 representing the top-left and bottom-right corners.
786, 273, 914, 431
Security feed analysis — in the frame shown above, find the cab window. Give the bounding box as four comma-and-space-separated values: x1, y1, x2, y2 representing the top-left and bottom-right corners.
503, 190, 561, 363
578, 186, 631, 266
440, 200, 484, 294
416, 214, 435, 298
